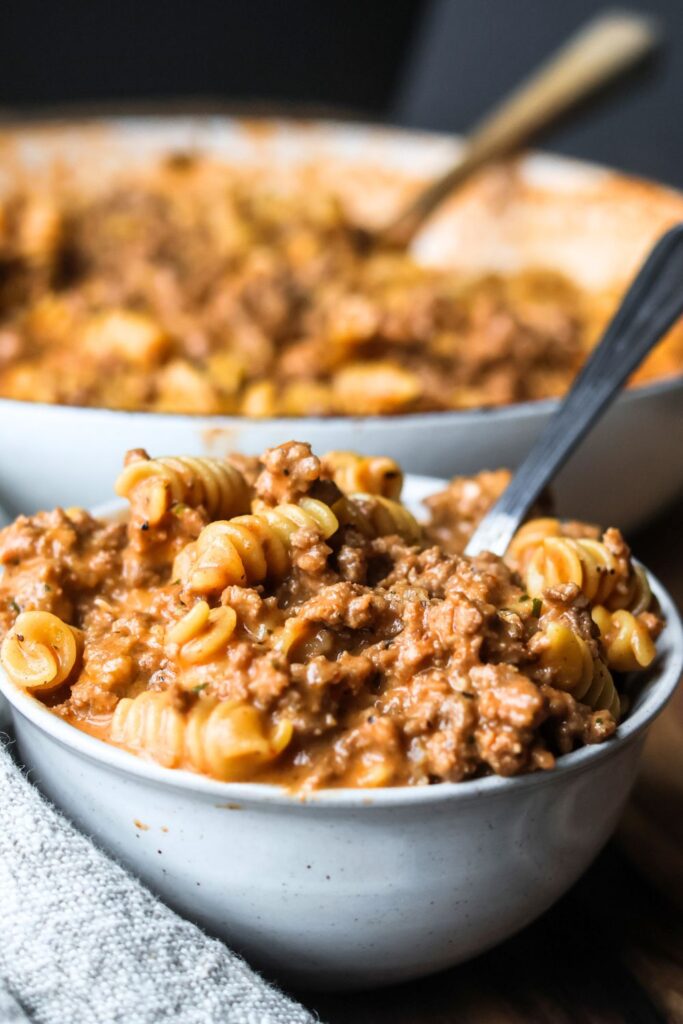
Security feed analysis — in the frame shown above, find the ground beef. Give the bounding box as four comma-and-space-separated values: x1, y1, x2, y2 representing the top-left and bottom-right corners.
0, 442, 662, 789
2, 153, 679, 417
254, 441, 322, 506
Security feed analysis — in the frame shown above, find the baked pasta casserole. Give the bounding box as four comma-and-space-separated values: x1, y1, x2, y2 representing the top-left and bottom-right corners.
1, 154, 682, 416
0, 442, 663, 789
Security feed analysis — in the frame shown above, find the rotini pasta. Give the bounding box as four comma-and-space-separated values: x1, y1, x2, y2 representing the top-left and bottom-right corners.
322, 451, 403, 500
330, 361, 422, 416
511, 520, 652, 617
581, 659, 621, 721
506, 518, 564, 573
526, 537, 627, 604
273, 616, 312, 658
165, 601, 238, 666
176, 497, 339, 594
116, 454, 250, 526
535, 621, 620, 718
333, 494, 421, 544
272, 616, 339, 662
0, 440, 665, 789
0, 611, 83, 691
81, 309, 169, 367
591, 607, 657, 673
603, 564, 652, 616
110, 691, 292, 780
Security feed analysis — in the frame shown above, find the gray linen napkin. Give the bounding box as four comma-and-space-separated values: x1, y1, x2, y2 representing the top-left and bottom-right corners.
0, 987, 27, 1024
0, 732, 315, 1024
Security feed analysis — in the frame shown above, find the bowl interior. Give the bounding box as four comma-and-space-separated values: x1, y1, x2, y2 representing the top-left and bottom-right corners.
2, 114, 683, 291
1, 474, 681, 807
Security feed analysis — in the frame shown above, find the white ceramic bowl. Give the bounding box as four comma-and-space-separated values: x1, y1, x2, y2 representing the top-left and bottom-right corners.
1, 116, 683, 529
1, 477, 681, 991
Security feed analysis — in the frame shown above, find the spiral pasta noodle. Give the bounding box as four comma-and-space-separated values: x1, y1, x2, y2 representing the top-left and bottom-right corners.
165, 601, 238, 666
271, 615, 340, 662
603, 564, 652, 616
273, 616, 311, 659
525, 537, 630, 605
115, 454, 251, 526
0, 437, 666, 790
580, 659, 620, 720
175, 496, 339, 594
322, 451, 403, 500
591, 607, 657, 673
535, 621, 620, 718
510, 518, 652, 618
0, 610, 83, 691
506, 518, 564, 573
110, 691, 292, 780
333, 493, 421, 544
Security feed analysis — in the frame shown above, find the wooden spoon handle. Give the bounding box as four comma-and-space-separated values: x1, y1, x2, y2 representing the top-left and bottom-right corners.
382, 10, 659, 246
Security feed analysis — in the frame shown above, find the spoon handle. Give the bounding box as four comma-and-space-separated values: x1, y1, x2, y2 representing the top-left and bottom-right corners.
383, 10, 658, 247
465, 222, 683, 557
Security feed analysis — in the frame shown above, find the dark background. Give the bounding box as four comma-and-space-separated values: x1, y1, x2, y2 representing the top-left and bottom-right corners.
1, 7, 682, 1023
0, 0, 682, 185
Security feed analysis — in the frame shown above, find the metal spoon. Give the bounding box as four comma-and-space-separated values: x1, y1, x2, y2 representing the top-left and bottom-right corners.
465, 222, 683, 558
373, 10, 658, 249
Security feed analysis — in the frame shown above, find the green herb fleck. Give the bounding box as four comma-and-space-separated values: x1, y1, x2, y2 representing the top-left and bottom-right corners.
9, 599, 20, 614
192, 683, 207, 694
520, 593, 530, 601
531, 598, 543, 618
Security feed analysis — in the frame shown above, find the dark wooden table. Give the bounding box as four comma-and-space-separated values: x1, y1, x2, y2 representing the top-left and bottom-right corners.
301, 495, 683, 1024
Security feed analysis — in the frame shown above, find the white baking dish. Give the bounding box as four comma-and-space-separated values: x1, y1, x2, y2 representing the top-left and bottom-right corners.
0, 115, 682, 529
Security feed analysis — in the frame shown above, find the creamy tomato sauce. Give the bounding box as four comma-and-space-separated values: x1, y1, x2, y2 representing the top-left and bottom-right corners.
0, 443, 662, 789
2, 154, 682, 417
